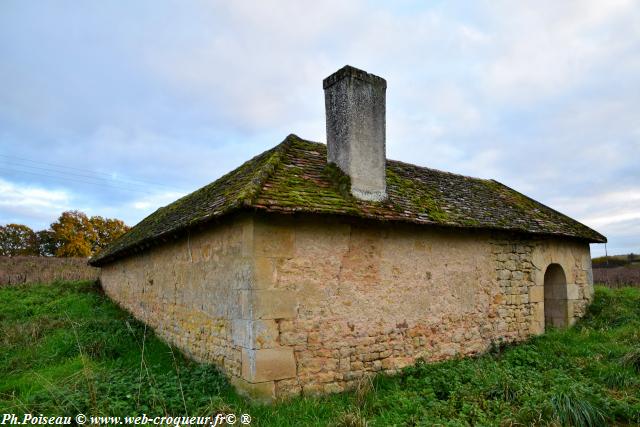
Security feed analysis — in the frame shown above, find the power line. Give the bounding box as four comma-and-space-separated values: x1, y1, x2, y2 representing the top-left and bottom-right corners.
0, 154, 116, 178
0, 154, 186, 192
2, 163, 152, 190
0, 167, 155, 194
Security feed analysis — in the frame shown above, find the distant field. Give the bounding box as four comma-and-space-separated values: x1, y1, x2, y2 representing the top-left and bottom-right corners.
1, 281, 639, 426
593, 267, 640, 288
592, 253, 640, 288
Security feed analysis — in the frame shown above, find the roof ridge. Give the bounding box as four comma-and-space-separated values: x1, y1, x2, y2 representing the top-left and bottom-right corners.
236, 134, 296, 207
289, 137, 492, 183
387, 158, 492, 182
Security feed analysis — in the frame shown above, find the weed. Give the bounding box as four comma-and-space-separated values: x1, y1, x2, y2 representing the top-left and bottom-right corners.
353, 375, 374, 409
331, 409, 368, 427
547, 387, 606, 427
598, 365, 637, 390
484, 371, 521, 402
622, 347, 640, 373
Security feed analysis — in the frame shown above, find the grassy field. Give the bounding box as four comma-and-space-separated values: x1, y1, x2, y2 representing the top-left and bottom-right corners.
1, 281, 639, 426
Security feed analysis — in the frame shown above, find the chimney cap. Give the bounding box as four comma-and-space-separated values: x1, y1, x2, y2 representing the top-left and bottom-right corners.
323, 65, 387, 90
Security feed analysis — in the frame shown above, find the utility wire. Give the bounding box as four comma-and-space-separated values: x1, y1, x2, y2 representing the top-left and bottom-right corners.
0, 154, 116, 178
3, 163, 153, 190
0, 154, 186, 192
0, 167, 154, 194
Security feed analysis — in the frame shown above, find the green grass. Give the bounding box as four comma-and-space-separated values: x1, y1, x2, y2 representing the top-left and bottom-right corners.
1, 282, 639, 426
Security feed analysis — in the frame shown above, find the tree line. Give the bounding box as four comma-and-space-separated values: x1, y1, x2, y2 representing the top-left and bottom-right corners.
0, 211, 129, 257
592, 253, 639, 268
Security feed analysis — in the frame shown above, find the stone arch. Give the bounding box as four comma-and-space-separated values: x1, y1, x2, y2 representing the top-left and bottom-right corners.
544, 263, 568, 329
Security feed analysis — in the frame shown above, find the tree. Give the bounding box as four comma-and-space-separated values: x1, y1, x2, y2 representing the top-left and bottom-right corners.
0, 224, 38, 256
36, 229, 58, 257
49, 210, 130, 257
89, 216, 129, 253
51, 211, 96, 257
1, 211, 129, 258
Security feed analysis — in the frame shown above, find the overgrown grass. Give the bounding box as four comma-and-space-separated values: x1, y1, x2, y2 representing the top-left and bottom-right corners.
1, 282, 639, 426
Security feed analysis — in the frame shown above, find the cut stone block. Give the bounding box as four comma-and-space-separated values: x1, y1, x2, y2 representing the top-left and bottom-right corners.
241, 217, 254, 257
254, 256, 276, 289
529, 285, 544, 303
567, 299, 575, 320
240, 289, 297, 320
566, 283, 580, 300
230, 376, 275, 402
532, 302, 544, 324
254, 223, 295, 257
242, 348, 297, 382
232, 319, 279, 349
530, 320, 544, 335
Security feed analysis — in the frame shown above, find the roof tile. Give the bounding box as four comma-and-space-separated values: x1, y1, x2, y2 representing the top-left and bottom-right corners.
90, 134, 606, 266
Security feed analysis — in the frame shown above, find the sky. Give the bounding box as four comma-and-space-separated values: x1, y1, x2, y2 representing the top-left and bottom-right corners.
1, 1, 638, 257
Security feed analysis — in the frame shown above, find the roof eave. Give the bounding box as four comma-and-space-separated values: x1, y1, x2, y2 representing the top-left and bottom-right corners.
89, 207, 606, 267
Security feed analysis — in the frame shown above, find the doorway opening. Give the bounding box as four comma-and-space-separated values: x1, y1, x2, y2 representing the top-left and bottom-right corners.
544, 263, 568, 329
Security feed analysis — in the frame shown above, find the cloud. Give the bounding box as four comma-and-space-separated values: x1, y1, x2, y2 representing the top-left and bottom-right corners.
0, 1, 638, 257
547, 187, 640, 256
483, 0, 639, 103
0, 178, 72, 228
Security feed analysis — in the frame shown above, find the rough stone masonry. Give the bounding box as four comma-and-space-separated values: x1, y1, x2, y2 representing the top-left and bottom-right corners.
93, 65, 605, 401
100, 214, 594, 400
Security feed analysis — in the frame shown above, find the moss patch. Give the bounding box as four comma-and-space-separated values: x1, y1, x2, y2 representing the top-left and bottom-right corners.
91, 134, 605, 266
386, 169, 450, 223
322, 163, 351, 199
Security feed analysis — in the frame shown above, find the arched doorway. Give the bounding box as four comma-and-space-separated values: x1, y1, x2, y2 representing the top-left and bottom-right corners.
544, 263, 568, 329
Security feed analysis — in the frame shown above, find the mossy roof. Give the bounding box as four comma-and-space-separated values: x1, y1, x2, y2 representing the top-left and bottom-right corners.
90, 134, 606, 266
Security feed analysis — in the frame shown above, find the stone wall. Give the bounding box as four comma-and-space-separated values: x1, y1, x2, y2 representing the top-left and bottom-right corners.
246, 215, 593, 399
99, 212, 593, 401
0, 256, 99, 286
531, 239, 594, 325
100, 215, 254, 378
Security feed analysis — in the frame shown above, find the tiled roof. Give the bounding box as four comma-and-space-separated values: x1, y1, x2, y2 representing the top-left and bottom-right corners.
90, 134, 606, 266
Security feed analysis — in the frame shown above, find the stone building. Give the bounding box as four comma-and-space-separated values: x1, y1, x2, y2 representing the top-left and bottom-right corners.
90, 66, 606, 401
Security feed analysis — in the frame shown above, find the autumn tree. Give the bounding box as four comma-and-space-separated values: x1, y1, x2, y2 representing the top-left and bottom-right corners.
89, 216, 129, 253
0, 224, 38, 256
50, 211, 94, 257
1, 211, 129, 258
48, 211, 129, 257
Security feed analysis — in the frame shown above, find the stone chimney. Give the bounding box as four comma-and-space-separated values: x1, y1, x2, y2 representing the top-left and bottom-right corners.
323, 65, 387, 201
